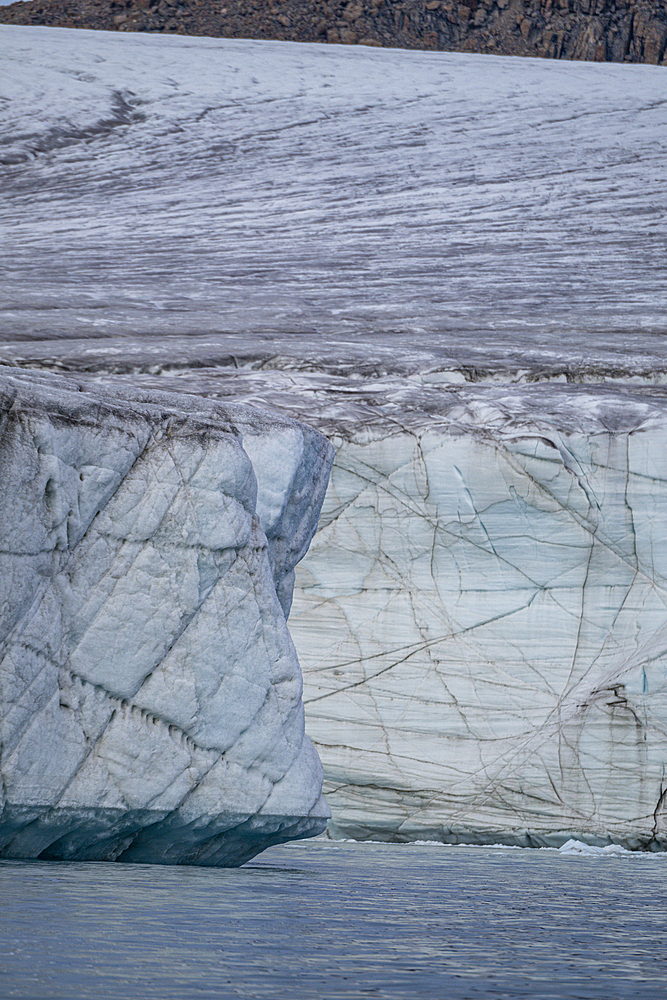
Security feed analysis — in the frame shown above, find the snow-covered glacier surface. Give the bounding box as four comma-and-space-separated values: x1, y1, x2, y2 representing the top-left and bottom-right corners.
2, 26, 667, 849
2, 24, 667, 375
0, 367, 332, 865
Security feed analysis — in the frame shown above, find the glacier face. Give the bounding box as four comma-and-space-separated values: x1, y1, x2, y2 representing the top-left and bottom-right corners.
2, 27, 667, 849
0, 368, 333, 865
289, 390, 667, 849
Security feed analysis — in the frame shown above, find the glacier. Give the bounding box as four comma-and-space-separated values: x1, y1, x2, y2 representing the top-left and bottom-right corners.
0, 367, 332, 864
290, 388, 667, 849
2, 26, 667, 850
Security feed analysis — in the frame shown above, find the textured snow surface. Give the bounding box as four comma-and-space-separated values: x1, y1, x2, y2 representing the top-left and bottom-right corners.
2, 25, 667, 377
2, 27, 667, 849
0, 368, 332, 865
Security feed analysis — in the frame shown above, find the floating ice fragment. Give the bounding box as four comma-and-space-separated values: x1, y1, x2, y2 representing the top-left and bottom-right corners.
558, 840, 630, 856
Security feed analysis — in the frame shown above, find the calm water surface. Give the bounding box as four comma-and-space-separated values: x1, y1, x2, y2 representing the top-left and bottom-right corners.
1, 840, 666, 1000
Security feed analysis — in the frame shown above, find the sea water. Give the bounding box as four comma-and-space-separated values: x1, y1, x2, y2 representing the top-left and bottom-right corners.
1, 839, 666, 1000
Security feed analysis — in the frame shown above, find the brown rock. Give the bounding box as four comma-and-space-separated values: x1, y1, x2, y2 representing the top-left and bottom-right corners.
343, 1, 363, 20
1, 0, 666, 69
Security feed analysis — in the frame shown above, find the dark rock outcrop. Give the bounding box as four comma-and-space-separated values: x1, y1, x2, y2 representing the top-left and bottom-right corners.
1, 0, 666, 64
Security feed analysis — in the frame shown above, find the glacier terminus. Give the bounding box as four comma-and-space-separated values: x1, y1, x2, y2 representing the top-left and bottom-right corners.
2, 26, 667, 854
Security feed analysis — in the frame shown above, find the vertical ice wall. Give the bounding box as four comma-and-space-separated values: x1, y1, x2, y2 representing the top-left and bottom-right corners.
290, 391, 667, 849
0, 369, 333, 865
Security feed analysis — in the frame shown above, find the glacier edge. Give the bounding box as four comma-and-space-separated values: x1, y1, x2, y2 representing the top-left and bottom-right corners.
0, 367, 333, 866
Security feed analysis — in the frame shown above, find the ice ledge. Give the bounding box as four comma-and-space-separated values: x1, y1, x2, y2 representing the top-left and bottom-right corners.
0, 367, 333, 865
0, 806, 327, 867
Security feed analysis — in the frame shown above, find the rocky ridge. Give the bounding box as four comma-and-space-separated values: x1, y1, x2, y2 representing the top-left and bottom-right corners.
1, 0, 667, 64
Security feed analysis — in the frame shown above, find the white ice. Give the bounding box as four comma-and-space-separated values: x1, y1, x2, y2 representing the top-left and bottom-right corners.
0, 368, 332, 865
558, 840, 630, 856
2, 27, 667, 851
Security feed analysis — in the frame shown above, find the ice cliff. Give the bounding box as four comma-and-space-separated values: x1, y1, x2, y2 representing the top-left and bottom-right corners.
2, 27, 667, 850
288, 386, 667, 850
0, 368, 333, 865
